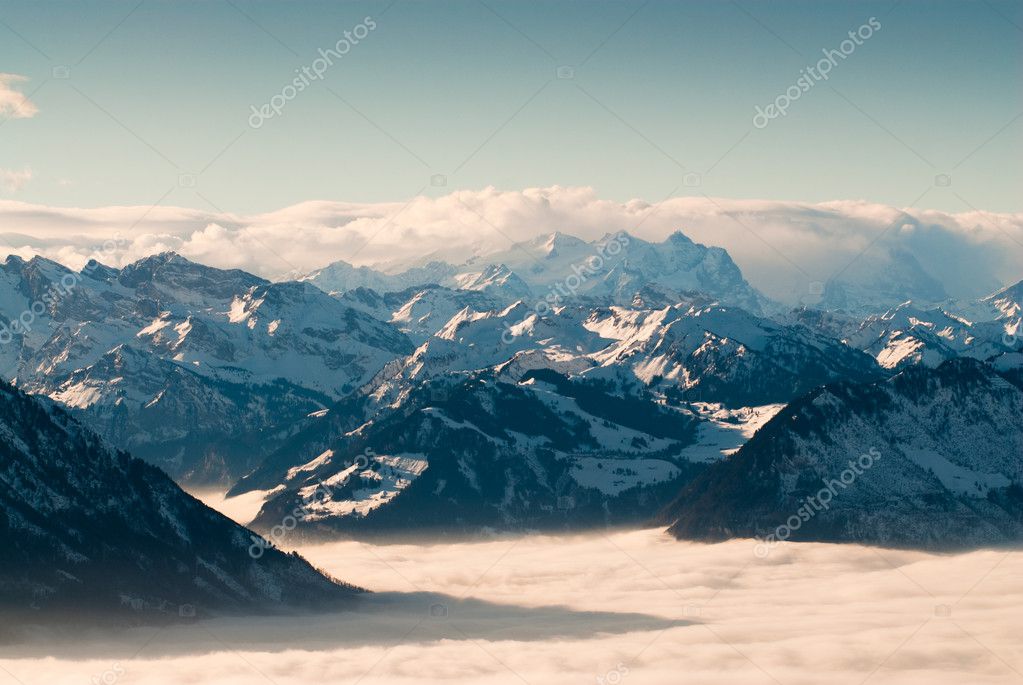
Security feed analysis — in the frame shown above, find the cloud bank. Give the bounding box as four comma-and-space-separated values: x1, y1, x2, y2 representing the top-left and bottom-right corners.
1, 187, 1020, 303
2, 529, 1020, 684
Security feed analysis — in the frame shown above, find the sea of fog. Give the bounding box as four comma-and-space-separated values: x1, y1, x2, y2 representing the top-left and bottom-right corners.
2, 498, 1021, 684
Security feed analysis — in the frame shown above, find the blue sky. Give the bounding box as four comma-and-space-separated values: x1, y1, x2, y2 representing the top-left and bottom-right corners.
0, 0, 1020, 213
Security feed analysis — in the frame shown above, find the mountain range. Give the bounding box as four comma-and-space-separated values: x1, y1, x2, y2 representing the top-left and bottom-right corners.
0, 252, 412, 482
0, 227, 1020, 550
303, 230, 770, 314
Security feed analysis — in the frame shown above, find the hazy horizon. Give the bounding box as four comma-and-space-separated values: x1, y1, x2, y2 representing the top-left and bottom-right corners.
1, 188, 1021, 305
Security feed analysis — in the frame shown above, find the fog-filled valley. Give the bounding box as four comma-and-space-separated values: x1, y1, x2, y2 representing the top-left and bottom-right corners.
3, 527, 1021, 684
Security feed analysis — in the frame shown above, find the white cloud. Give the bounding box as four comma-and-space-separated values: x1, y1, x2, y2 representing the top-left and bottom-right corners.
3, 529, 1020, 684
0, 187, 1020, 303
0, 73, 39, 119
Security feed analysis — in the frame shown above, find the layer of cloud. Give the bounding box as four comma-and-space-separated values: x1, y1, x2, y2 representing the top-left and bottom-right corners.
2, 529, 1020, 684
0, 73, 39, 119
0, 187, 1020, 303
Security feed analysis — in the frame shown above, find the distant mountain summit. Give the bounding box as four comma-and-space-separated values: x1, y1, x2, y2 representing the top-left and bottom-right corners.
451, 263, 532, 299
299, 259, 457, 295
302, 229, 771, 314
818, 247, 953, 314
0, 380, 359, 618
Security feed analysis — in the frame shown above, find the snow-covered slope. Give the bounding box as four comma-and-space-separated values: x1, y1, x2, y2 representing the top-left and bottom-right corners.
583, 303, 882, 406
982, 279, 1023, 338
844, 301, 1012, 370
236, 367, 706, 537
228, 295, 871, 536
218, 280, 885, 536
451, 263, 532, 299
338, 284, 506, 343
0, 253, 413, 482
661, 358, 1023, 548
365, 300, 604, 403
0, 380, 359, 618
355, 292, 883, 411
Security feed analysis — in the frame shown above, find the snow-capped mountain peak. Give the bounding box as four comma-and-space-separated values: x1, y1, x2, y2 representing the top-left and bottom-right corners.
984, 279, 1023, 324
0, 254, 413, 483
451, 263, 531, 298
300, 228, 770, 313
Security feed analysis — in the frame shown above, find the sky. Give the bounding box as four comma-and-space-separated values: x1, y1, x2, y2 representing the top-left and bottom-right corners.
0, 0, 1021, 216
